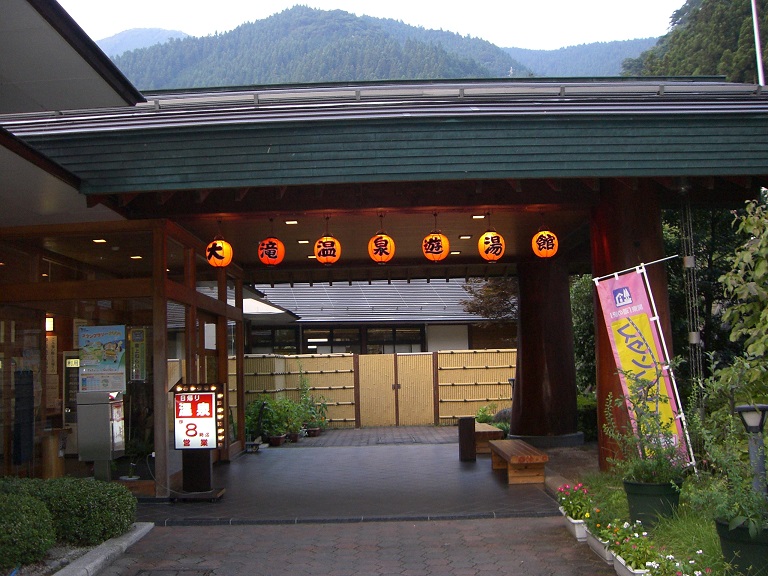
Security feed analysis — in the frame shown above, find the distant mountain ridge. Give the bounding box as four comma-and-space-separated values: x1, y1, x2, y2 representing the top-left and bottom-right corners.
97, 28, 189, 57
106, 7, 659, 90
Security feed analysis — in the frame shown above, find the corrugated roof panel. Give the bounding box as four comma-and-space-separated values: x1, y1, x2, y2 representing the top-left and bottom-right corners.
254, 279, 486, 324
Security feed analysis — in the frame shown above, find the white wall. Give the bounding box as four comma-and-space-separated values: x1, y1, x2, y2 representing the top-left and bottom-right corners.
426, 324, 468, 351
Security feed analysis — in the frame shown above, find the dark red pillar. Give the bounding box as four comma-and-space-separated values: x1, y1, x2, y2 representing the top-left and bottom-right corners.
510, 258, 579, 441
590, 180, 674, 469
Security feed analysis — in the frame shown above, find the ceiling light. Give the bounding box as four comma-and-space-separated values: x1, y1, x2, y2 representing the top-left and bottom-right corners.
298, 240, 309, 244
472, 214, 485, 219
130, 255, 143, 260
93, 238, 107, 243
307, 338, 329, 342
459, 235, 471, 240
307, 255, 316, 259
285, 220, 298, 225
450, 251, 461, 255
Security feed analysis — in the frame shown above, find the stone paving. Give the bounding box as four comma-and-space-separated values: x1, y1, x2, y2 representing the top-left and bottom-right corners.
101, 427, 612, 576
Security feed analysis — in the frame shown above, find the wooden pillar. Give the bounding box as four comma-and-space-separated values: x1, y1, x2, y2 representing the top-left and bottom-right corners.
510, 258, 578, 438
590, 180, 673, 469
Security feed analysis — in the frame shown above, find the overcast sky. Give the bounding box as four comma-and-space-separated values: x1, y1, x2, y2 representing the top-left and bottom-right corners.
56, 0, 685, 51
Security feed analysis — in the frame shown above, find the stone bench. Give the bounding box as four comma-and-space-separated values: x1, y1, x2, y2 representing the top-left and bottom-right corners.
488, 439, 548, 484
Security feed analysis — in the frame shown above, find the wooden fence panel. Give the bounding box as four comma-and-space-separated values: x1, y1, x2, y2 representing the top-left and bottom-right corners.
358, 354, 396, 426
396, 353, 435, 426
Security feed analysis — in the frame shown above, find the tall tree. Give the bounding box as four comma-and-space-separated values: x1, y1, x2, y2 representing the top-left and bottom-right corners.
623, 0, 767, 82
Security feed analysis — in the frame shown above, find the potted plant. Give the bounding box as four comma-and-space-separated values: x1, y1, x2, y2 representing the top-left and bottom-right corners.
556, 482, 591, 541
603, 372, 691, 528
259, 396, 288, 446
583, 506, 619, 564
283, 397, 304, 442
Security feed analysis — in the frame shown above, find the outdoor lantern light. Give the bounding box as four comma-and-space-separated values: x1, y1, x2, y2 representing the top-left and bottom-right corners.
735, 404, 768, 495
532, 229, 559, 258
422, 232, 449, 261
206, 237, 233, 267
258, 237, 285, 266
478, 230, 505, 262
314, 235, 341, 265
368, 233, 395, 264
423, 213, 449, 262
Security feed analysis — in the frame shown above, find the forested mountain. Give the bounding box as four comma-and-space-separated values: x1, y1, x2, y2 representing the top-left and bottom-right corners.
110, 6, 659, 90
97, 28, 188, 57
113, 6, 530, 89
506, 38, 658, 77
624, 0, 767, 82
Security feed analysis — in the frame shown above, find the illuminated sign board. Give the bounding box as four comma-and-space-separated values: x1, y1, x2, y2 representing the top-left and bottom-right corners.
174, 392, 217, 449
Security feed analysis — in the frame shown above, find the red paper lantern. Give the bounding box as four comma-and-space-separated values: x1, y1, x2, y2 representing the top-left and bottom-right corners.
258, 237, 285, 266
314, 235, 341, 265
368, 233, 395, 264
478, 231, 505, 262
206, 238, 233, 267
532, 230, 559, 258
422, 232, 449, 262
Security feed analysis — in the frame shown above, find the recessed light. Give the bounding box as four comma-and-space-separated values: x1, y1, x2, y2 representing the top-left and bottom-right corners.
472, 214, 485, 219
307, 338, 329, 342
459, 235, 471, 240
298, 240, 309, 244
450, 251, 461, 255
307, 255, 316, 259
93, 238, 107, 243
130, 255, 143, 260
285, 220, 298, 225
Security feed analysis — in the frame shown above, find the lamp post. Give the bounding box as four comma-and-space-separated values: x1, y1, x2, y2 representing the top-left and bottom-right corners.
735, 404, 768, 495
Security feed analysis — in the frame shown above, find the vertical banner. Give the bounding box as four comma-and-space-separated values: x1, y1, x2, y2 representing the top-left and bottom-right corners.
594, 265, 690, 461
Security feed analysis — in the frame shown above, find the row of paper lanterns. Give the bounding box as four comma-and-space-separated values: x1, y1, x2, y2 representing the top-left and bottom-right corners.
207, 229, 559, 268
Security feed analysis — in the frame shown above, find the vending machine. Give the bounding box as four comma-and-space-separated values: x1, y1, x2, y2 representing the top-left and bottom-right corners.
76, 391, 125, 480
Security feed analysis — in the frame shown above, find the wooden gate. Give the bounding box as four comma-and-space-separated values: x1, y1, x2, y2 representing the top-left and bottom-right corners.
358, 353, 434, 426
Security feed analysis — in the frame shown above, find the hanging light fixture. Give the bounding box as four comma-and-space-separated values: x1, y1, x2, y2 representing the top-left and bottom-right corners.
314, 216, 341, 265
368, 213, 395, 264
478, 212, 505, 262
258, 219, 285, 266
206, 223, 233, 267
532, 229, 559, 258
422, 212, 449, 262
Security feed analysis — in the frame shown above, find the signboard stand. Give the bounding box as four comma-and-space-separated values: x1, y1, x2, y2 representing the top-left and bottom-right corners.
172, 388, 225, 501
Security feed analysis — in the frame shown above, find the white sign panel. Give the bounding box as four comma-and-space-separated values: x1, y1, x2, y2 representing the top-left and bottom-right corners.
174, 392, 217, 449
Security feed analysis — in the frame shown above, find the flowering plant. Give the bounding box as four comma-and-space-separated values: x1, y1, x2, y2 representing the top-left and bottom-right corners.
557, 482, 592, 520
584, 506, 622, 542
645, 550, 712, 576
612, 521, 657, 570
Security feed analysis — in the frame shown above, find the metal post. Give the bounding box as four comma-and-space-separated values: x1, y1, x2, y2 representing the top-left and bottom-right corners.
751, 0, 765, 85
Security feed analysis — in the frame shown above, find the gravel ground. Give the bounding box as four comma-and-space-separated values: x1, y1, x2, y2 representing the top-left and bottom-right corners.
13, 545, 92, 576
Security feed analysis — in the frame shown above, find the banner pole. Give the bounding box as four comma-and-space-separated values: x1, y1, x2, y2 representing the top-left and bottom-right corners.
592, 254, 678, 284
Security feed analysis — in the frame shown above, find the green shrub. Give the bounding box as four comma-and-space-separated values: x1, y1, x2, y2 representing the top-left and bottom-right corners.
0, 492, 55, 569
35, 477, 136, 546
576, 394, 598, 441
475, 403, 497, 423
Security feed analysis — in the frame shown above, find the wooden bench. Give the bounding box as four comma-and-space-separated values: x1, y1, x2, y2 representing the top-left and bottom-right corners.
474, 422, 505, 454
488, 439, 549, 484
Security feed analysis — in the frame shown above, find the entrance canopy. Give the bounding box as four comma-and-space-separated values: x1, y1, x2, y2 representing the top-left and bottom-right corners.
2, 79, 766, 284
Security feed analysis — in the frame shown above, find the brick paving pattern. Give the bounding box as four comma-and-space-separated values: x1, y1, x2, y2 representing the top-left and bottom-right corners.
105, 427, 610, 576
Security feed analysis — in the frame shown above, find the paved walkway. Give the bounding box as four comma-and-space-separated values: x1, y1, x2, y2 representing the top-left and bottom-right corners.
100, 427, 613, 576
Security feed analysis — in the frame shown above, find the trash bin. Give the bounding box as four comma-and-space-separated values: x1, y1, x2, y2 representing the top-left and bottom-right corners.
458, 417, 476, 461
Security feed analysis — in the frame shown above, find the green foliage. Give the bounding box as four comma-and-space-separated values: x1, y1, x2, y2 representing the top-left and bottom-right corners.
299, 370, 328, 429
719, 199, 768, 398
491, 420, 510, 437
603, 373, 691, 484
624, 0, 768, 83
570, 274, 596, 393
576, 394, 599, 441
475, 403, 497, 423
556, 482, 593, 519
460, 277, 518, 322
113, 6, 532, 90
257, 396, 288, 437
0, 492, 56, 569
31, 478, 136, 546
